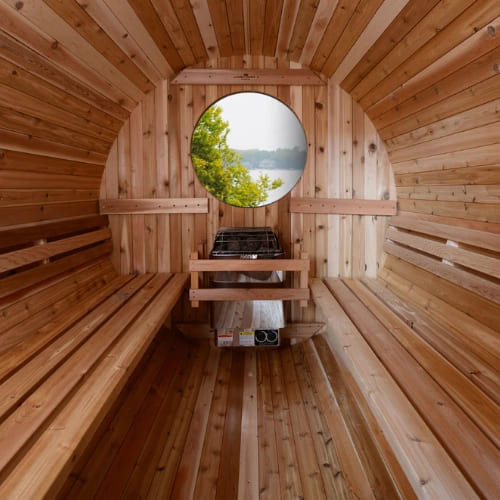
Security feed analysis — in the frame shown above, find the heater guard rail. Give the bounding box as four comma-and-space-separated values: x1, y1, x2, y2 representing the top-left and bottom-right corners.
189, 251, 310, 308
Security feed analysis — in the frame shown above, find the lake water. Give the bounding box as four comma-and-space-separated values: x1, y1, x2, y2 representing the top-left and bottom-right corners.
248, 168, 303, 205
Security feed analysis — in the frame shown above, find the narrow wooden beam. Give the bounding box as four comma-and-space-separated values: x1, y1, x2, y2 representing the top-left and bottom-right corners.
299, 252, 309, 308
171, 68, 326, 86
290, 197, 397, 215
99, 198, 208, 214
189, 288, 310, 302
189, 259, 309, 272
190, 251, 199, 308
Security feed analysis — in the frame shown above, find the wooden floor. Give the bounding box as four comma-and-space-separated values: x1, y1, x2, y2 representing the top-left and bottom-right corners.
58, 331, 408, 499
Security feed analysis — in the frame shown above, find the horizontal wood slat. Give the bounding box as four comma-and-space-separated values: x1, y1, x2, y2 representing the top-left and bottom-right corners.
0, 228, 111, 273
99, 198, 209, 214
171, 68, 326, 85
189, 288, 310, 302
384, 241, 500, 304
189, 259, 309, 272
290, 197, 397, 215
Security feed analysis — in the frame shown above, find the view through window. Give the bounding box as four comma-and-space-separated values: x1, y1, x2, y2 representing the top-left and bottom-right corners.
191, 92, 307, 208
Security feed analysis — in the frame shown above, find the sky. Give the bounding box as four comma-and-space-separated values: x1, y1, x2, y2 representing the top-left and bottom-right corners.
215, 92, 307, 151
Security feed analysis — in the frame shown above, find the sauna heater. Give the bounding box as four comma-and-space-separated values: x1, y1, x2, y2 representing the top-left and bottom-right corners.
211, 227, 285, 347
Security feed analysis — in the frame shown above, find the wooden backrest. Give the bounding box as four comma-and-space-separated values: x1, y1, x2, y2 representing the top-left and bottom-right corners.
0, 215, 112, 303
384, 213, 500, 304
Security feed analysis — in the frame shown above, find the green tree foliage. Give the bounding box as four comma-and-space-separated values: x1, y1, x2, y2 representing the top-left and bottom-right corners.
191, 106, 283, 207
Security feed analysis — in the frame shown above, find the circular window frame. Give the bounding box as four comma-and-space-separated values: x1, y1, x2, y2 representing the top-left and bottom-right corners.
190, 90, 308, 208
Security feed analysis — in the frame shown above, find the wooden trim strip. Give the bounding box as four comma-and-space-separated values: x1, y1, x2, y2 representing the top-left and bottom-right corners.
171, 68, 326, 85
189, 259, 309, 272
0, 228, 111, 273
99, 198, 208, 214
189, 288, 310, 301
290, 197, 397, 215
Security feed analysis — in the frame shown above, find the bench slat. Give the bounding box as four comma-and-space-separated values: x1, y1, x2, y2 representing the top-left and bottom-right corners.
0, 273, 188, 498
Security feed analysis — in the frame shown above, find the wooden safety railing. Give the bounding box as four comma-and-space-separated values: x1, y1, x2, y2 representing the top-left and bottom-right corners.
189, 251, 310, 308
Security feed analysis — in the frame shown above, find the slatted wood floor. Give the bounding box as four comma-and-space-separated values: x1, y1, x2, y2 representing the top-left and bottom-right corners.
58, 331, 407, 499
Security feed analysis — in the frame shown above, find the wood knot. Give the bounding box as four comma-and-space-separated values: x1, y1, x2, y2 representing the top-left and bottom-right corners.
315, 102, 323, 110
15, 1, 23, 9
487, 25, 496, 36
368, 143, 377, 153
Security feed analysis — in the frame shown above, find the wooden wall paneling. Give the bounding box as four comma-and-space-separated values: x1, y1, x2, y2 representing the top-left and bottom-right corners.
288, 0, 319, 62
0, 57, 122, 134
105, 141, 120, 271
249, 0, 266, 55
300, 0, 339, 67
130, 104, 146, 273
190, 0, 219, 59
341, 0, 441, 92
126, 0, 184, 72
117, 121, 133, 274
0, 4, 135, 115
367, 16, 500, 120
180, 83, 194, 272
321, 0, 385, 77
264, 56, 279, 233
339, 89, 353, 278
226, 0, 245, 55
168, 84, 182, 272
3, 0, 144, 103
327, 80, 340, 278
301, 84, 316, 321
262, 0, 283, 57
150, 0, 196, 67
155, 80, 171, 272
207, 0, 232, 57
364, 114, 378, 278
310, 0, 359, 73
359, 0, 500, 110
142, 90, 158, 272
351, 101, 365, 278
74, 0, 163, 86
276, 0, 301, 59
314, 84, 328, 280
352, 0, 476, 105
230, 56, 246, 229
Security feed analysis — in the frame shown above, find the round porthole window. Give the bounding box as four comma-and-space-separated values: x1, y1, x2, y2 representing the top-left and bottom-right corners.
191, 92, 307, 208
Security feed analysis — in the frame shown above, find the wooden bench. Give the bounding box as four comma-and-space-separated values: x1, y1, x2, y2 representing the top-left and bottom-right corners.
312, 277, 500, 499
0, 216, 188, 498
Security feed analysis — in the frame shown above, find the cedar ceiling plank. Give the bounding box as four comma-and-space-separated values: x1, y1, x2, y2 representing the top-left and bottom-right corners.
0, 29, 129, 121
0, 106, 111, 155
190, 0, 219, 58
0, 0, 138, 112
249, 0, 266, 55
368, 15, 500, 119
310, 0, 359, 72
0, 149, 103, 178
207, 0, 233, 57
288, 0, 320, 61
322, 0, 385, 76
262, 0, 284, 57
276, 0, 300, 59
169, 0, 208, 62
300, 0, 339, 66
342, 0, 440, 92
374, 48, 500, 131
0, 82, 116, 143
352, 0, 476, 104
127, 0, 184, 72
42, 0, 153, 93
226, 0, 245, 54
73, 0, 163, 85
359, 0, 500, 109
150, 0, 197, 66
0, 129, 107, 165
0, 57, 121, 133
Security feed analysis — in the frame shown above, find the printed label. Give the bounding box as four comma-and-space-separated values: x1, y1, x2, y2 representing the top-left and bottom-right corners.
239, 330, 255, 347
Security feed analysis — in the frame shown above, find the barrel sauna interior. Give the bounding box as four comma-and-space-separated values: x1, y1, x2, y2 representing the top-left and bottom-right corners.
0, 1, 498, 498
